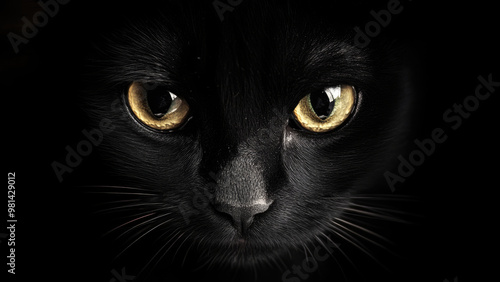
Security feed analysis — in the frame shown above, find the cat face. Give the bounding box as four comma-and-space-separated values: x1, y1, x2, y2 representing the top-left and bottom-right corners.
82, 0, 415, 272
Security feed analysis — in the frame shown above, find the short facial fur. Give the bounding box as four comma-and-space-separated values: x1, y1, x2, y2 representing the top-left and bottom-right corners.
81, 0, 418, 279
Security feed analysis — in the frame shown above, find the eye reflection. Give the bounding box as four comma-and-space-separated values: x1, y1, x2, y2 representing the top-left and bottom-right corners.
127, 81, 190, 131
293, 85, 356, 133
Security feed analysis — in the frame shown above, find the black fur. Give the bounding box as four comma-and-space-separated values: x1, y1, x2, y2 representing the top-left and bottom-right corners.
80, 1, 420, 281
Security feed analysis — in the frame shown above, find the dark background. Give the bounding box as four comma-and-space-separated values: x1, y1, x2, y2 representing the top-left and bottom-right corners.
2, 0, 498, 281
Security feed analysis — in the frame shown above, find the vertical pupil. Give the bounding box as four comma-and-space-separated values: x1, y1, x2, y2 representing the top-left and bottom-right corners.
146, 87, 173, 117
309, 89, 335, 120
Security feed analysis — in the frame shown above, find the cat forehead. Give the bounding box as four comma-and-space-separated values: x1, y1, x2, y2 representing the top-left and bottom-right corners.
110, 0, 368, 76
103, 1, 372, 117
114, 19, 369, 92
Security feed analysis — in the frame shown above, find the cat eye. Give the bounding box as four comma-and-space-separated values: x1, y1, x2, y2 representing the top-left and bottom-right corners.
127, 81, 190, 131
292, 85, 356, 133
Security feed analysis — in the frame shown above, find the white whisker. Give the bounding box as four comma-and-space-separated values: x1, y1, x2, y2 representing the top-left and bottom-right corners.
349, 202, 419, 217
116, 211, 173, 240
332, 220, 389, 252
138, 228, 183, 277
96, 202, 163, 214
103, 212, 156, 237
342, 207, 408, 223
328, 225, 386, 270
313, 234, 348, 281
323, 231, 359, 274
335, 217, 392, 244
77, 185, 156, 192
84, 191, 158, 196
115, 216, 173, 260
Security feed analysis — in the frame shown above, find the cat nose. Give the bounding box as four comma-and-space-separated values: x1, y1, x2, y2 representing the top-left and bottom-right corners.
214, 199, 273, 235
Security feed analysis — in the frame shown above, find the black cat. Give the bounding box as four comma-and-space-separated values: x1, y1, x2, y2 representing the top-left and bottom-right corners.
79, 1, 421, 281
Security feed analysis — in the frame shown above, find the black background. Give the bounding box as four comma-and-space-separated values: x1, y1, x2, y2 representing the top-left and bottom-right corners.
2, 0, 499, 281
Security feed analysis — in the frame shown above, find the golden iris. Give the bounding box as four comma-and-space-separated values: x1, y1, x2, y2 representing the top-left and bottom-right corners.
127, 81, 190, 131
293, 85, 356, 133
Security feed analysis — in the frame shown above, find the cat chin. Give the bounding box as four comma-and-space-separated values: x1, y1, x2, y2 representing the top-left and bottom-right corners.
180, 220, 335, 270
180, 197, 349, 264
191, 238, 302, 269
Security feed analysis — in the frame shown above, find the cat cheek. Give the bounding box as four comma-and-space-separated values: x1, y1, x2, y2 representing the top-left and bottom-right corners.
283, 130, 294, 146
110, 98, 129, 121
